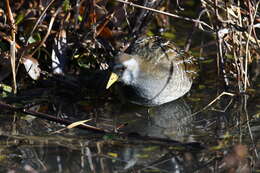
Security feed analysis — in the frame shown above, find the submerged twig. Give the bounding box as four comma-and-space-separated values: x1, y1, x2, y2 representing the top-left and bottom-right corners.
0, 101, 204, 151
243, 94, 259, 159
0, 101, 108, 133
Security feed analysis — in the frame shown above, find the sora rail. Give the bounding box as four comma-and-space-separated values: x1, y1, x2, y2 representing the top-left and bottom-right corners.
107, 36, 198, 106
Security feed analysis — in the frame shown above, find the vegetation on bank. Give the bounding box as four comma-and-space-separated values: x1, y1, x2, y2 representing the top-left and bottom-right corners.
0, 0, 259, 95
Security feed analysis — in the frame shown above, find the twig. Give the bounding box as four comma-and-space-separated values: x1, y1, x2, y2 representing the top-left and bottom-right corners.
26, 0, 56, 46
0, 101, 108, 133
0, 101, 204, 150
5, 0, 17, 94
211, 97, 233, 112
29, 7, 62, 57
96, 12, 115, 36
191, 92, 235, 116
243, 95, 259, 159
244, 0, 260, 91
17, 0, 56, 76
0, 31, 21, 49
115, 0, 214, 31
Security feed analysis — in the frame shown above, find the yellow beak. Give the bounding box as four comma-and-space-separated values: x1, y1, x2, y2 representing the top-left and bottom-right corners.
106, 72, 119, 89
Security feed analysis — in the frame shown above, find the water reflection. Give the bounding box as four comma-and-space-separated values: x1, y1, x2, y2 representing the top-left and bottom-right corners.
0, 99, 199, 173
95, 99, 197, 172
0, 89, 259, 172
114, 99, 194, 142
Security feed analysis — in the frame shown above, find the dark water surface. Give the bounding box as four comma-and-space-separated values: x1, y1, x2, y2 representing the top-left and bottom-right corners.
0, 62, 259, 173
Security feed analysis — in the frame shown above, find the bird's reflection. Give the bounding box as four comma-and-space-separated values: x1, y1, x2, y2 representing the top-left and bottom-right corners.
98, 98, 194, 142
98, 99, 198, 172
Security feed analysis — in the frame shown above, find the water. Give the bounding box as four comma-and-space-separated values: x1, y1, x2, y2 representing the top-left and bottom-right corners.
0, 65, 259, 172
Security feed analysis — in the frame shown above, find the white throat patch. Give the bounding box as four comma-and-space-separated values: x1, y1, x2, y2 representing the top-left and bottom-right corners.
121, 58, 139, 84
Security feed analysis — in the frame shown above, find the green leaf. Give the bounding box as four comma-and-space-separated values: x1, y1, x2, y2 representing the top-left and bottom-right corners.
28, 36, 36, 44
63, 0, 71, 11
0, 84, 12, 98
28, 33, 41, 44
15, 12, 25, 25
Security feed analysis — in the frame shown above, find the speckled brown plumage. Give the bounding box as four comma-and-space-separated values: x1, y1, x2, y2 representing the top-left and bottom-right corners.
113, 36, 198, 106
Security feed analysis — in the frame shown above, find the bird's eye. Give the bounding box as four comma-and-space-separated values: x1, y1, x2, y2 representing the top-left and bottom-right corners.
113, 64, 126, 74
116, 65, 125, 73
119, 66, 126, 72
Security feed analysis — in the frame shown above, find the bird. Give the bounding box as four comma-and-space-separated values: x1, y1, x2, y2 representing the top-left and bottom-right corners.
106, 36, 198, 106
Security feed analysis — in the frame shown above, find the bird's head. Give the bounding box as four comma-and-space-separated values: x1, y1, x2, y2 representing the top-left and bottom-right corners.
106, 53, 140, 89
